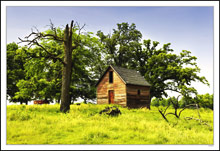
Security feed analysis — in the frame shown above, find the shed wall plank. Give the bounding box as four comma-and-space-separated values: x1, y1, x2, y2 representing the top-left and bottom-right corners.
97, 68, 127, 106
126, 85, 151, 108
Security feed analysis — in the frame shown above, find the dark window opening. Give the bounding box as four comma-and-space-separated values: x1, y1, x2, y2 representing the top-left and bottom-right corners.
109, 71, 113, 83
137, 90, 141, 95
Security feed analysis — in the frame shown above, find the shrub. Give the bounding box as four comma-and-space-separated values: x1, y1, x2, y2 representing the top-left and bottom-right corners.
195, 93, 213, 110
151, 98, 160, 107
179, 93, 213, 109
151, 97, 172, 107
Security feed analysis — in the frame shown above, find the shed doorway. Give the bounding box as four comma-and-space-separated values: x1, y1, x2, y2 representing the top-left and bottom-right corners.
108, 90, 114, 104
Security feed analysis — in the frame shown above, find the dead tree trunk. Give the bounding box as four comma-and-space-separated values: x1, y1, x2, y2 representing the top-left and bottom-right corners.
60, 21, 73, 113
18, 20, 83, 113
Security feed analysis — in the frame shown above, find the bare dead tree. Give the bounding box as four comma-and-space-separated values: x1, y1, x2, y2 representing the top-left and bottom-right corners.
18, 20, 85, 113
184, 116, 212, 129
158, 95, 199, 122
158, 104, 170, 122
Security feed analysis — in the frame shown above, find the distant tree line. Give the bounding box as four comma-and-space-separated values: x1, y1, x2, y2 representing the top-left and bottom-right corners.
151, 93, 213, 109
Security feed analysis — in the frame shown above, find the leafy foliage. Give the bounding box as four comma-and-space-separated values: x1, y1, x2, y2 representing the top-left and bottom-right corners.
14, 46, 63, 103
179, 93, 213, 109
97, 22, 209, 100
7, 43, 28, 104
151, 97, 171, 107
14, 27, 104, 104
141, 42, 209, 99
8, 21, 210, 108
97, 22, 142, 67
152, 93, 213, 110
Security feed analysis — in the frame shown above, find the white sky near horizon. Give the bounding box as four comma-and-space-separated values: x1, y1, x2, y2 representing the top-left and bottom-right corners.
6, 6, 214, 97
1, 1, 219, 151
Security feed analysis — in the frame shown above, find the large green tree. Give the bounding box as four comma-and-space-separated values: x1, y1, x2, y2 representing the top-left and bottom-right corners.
7, 42, 28, 104
17, 21, 103, 111
14, 46, 63, 103
97, 22, 209, 104
97, 22, 142, 68
141, 41, 209, 99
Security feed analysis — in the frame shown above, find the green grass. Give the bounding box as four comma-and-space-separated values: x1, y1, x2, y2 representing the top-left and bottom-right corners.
7, 104, 213, 144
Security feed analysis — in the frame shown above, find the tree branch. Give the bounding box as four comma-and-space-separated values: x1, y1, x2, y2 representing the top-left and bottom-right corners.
71, 22, 86, 50
18, 22, 66, 65
164, 88, 181, 94
178, 104, 197, 117
41, 33, 64, 42
165, 112, 176, 116
164, 103, 170, 114
158, 108, 169, 122
34, 40, 65, 65
184, 117, 212, 129
18, 36, 65, 65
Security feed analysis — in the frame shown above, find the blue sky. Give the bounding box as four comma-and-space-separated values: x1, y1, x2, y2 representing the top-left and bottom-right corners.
6, 6, 214, 95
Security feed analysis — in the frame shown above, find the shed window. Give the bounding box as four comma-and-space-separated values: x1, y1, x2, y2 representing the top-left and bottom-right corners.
137, 90, 141, 95
109, 71, 113, 83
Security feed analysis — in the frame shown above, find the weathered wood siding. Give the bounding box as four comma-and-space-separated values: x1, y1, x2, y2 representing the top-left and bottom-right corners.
96, 69, 127, 106
126, 85, 151, 108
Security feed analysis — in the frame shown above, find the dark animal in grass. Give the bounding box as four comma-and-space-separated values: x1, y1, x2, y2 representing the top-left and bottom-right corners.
99, 106, 122, 116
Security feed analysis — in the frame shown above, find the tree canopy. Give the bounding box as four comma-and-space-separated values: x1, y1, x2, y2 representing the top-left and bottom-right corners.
97, 22, 209, 101
7, 42, 28, 104
12, 21, 104, 112
97, 22, 142, 67
7, 21, 210, 112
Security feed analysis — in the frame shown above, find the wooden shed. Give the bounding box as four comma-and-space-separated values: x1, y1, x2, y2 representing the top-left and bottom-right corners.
96, 65, 151, 108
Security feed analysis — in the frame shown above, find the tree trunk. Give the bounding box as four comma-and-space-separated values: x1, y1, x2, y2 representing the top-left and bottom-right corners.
147, 94, 153, 110
60, 21, 73, 113
57, 95, 61, 104
84, 99, 87, 104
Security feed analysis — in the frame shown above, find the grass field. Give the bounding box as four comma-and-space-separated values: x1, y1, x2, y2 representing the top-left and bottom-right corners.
7, 104, 213, 144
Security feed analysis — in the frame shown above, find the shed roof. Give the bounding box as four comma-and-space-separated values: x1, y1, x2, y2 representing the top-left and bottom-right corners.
95, 65, 151, 87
